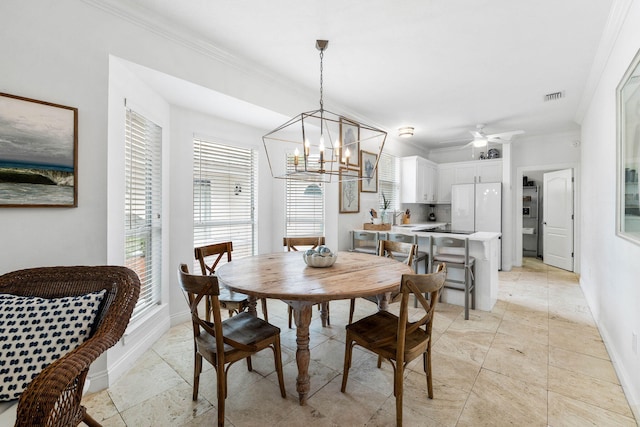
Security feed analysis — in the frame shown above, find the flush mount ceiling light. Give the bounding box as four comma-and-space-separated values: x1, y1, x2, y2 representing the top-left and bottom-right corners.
262, 40, 387, 183
398, 127, 414, 138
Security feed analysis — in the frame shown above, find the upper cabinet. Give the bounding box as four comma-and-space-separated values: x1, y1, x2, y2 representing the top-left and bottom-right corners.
400, 156, 438, 203
402, 156, 502, 204
436, 159, 503, 203
436, 164, 455, 203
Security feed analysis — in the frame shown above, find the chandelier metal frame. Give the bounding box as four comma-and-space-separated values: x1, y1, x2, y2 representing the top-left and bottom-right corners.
262, 40, 387, 183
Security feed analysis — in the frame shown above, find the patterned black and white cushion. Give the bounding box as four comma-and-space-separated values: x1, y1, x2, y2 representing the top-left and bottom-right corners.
0, 290, 106, 401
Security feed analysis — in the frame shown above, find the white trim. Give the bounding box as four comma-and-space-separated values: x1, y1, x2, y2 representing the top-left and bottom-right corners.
87, 304, 170, 392
581, 276, 640, 422
575, 0, 635, 124
514, 163, 579, 271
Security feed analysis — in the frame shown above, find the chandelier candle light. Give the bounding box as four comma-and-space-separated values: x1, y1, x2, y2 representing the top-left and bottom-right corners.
263, 40, 387, 183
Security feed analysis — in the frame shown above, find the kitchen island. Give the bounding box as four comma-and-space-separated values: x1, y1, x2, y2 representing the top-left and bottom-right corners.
353, 225, 501, 312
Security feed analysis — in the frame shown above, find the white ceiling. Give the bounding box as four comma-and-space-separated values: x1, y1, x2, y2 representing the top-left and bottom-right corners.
105, 0, 614, 149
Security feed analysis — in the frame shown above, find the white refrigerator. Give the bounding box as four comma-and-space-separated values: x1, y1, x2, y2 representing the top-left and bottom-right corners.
451, 182, 502, 268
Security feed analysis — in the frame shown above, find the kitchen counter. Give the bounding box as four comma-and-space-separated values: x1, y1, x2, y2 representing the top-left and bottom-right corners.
393, 222, 448, 231
353, 226, 501, 312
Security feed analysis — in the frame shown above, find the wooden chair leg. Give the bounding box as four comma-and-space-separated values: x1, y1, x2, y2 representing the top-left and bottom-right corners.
425, 348, 433, 399
395, 365, 404, 427
288, 306, 293, 328
320, 302, 330, 327
246, 356, 253, 371
341, 341, 353, 392
261, 298, 269, 322
193, 353, 202, 400
273, 338, 286, 398
348, 298, 356, 324
217, 365, 226, 427
82, 412, 101, 427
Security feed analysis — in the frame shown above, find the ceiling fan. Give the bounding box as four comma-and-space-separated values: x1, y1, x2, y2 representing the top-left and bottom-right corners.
463, 124, 525, 148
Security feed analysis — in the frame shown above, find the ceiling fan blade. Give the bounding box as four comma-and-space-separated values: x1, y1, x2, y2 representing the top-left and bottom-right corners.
458, 141, 474, 149
487, 130, 525, 141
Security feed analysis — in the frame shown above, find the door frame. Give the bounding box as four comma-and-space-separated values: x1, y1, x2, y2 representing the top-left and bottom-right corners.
514, 162, 580, 272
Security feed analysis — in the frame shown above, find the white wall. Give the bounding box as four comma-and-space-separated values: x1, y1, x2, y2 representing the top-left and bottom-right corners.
580, 0, 640, 417
510, 131, 582, 271
0, 0, 429, 390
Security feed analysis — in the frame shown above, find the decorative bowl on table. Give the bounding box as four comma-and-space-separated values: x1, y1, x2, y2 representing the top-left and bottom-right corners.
302, 246, 338, 268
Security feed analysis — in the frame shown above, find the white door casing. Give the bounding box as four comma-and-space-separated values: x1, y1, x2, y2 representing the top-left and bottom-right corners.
543, 169, 574, 271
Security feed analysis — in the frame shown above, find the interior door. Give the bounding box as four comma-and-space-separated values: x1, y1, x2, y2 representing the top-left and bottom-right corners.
543, 169, 574, 271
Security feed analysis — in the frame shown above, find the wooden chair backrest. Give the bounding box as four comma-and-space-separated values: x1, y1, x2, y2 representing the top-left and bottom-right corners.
377, 239, 417, 266
177, 264, 257, 357
283, 236, 325, 252
396, 263, 447, 363
195, 241, 233, 276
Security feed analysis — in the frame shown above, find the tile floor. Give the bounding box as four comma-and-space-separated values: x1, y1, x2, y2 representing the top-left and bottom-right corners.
84, 258, 638, 426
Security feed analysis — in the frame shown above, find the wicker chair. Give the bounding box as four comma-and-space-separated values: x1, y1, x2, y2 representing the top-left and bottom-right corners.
0, 266, 140, 427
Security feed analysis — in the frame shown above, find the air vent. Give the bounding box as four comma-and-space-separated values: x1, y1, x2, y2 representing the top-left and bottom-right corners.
544, 91, 565, 102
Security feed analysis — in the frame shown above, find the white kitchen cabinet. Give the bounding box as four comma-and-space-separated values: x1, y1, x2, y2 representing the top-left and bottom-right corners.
436, 164, 455, 203
452, 159, 502, 184
454, 163, 476, 184
401, 156, 438, 203
477, 160, 502, 183
436, 159, 503, 203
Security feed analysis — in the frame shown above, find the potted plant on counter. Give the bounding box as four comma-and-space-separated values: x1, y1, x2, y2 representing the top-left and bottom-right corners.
380, 192, 391, 224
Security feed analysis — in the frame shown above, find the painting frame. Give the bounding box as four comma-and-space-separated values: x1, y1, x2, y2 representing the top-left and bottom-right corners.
616, 48, 640, 245
0, 92, 78, 207
359, 150, 378, 193
339, 167, 360, 213
339, 117, 360, 168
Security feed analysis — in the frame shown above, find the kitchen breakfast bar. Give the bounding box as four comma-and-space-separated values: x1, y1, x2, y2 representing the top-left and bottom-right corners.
354, 225, 502, 312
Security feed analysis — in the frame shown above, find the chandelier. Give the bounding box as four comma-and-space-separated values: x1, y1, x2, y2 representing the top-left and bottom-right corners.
262, 40, 387, 183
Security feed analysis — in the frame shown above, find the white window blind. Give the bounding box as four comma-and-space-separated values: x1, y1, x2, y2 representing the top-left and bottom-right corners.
193, 139, 257, 269
285, 154, 324, 237
125, 109, 162, 320
378, 153, 400, 211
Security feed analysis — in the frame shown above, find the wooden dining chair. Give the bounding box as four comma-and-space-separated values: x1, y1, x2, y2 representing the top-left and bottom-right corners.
348, 239, 417, 324
195, 241, 268, 321
341, 263, 447, 427
177, 264, 286, 427
283, 236, 329, 328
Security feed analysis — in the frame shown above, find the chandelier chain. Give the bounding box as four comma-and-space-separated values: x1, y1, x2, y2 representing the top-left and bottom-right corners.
319, 49, 324, 111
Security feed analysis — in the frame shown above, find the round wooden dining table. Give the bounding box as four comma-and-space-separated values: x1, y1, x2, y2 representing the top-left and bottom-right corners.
216, 250, 413, 405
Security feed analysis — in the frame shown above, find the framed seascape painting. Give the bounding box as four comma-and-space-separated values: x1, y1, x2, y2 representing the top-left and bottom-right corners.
360, 150, 378, 193
0, 93, 78, 207
339, 167, 359, 213
339, 117, 359, 168
617, 48, 640, 244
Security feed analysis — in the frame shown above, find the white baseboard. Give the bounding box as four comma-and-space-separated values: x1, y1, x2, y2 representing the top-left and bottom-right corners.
580, 277, 640, 422
87, 304, 171, 392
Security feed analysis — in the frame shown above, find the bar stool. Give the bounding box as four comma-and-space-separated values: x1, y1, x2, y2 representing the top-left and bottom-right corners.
429, 236, 475, 319
350, 230, 380, 255
386, 232, 428, 273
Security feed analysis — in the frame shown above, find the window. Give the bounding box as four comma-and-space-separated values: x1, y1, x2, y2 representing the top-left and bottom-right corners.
193, 139, 257, 266
285, 155, 324, 236
378, 152, 399, 210
124, 109, 162, 319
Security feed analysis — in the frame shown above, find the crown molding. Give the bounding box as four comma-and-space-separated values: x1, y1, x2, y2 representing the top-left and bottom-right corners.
575, 0, 634, 123
81, 0, 392, 137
